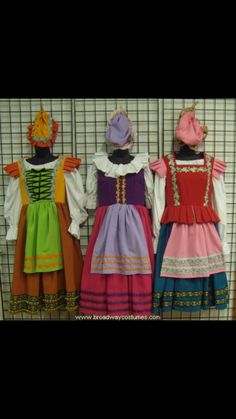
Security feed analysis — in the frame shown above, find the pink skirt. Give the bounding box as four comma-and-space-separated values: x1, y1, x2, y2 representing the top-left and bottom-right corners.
80, 205, 154, 316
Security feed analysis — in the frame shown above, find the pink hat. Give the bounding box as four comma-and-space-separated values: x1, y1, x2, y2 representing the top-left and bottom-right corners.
176, 111, 204, 146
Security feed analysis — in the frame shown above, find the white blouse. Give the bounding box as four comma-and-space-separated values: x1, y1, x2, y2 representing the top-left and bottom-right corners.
86, 152, 154, 210
4, 158, 88, 241
152, 159, 229, 255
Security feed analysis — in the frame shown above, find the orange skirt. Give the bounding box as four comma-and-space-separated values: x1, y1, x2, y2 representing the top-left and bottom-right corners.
9, 203, 83, 314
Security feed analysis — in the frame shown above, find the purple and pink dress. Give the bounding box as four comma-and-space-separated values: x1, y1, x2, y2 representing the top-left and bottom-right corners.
79, 152, 154, 316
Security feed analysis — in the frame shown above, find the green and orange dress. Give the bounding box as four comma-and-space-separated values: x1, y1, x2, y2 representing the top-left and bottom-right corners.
4, 156, 87, 314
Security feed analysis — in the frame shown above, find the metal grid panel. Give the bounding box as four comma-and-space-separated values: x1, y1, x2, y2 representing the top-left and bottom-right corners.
0, 98, 235, 320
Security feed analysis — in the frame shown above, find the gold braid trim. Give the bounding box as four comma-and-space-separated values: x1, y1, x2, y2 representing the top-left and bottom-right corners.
203, 154, 212, 207
167, 153, 180, 206
121, 176, 126, 204
116, 177, 120, 203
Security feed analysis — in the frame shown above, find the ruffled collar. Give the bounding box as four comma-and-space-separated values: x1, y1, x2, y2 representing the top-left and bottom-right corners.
93, 152, 149, 178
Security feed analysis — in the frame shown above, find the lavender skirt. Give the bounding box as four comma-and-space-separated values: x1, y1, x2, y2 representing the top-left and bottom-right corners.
91, 204, 152, 275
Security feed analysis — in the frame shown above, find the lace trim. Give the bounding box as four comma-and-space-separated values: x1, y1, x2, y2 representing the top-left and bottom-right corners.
93, 153, 149, 178
161, 263, 225, 276
161, 253, 225, 266
161, 252, 225, 276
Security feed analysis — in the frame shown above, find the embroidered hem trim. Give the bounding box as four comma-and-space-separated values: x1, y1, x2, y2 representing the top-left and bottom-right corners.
152, 286, 228, 310
160, 253, 225, 277
9, 291, 79, 314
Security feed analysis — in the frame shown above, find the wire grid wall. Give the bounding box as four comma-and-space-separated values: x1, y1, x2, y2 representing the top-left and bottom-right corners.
0, 98, 235, 320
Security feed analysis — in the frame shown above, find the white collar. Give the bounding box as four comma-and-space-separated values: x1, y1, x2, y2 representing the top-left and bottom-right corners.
93, 152, 149, 178
23, 156, 61, 170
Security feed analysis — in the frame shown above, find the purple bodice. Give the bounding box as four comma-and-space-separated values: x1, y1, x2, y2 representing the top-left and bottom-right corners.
97, 169, 145, 206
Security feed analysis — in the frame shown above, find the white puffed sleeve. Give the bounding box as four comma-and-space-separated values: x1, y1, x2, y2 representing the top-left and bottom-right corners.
144, 166, 154, 209
152, 173, 166, 252
86, 164, 98, 209
64, 169, 88, 240
211, 175, 230, 255
4, 177, 22, 241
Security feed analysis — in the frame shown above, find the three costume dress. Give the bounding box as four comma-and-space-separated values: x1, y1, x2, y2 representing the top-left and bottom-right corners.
4, 107, 229, 316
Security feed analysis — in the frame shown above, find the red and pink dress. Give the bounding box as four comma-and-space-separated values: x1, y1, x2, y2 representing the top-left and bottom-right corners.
150, 152, 229, 313
79, 152, 154, 316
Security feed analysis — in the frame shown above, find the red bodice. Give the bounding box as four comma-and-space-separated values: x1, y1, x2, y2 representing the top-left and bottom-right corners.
161, 152, 220, 224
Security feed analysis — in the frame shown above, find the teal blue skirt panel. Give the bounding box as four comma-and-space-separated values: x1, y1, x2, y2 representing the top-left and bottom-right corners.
153, 223, 228, 314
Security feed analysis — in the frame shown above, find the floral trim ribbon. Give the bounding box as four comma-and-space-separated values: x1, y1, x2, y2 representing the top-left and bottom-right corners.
167, 152, 212, 207
161, 253, 225, 277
